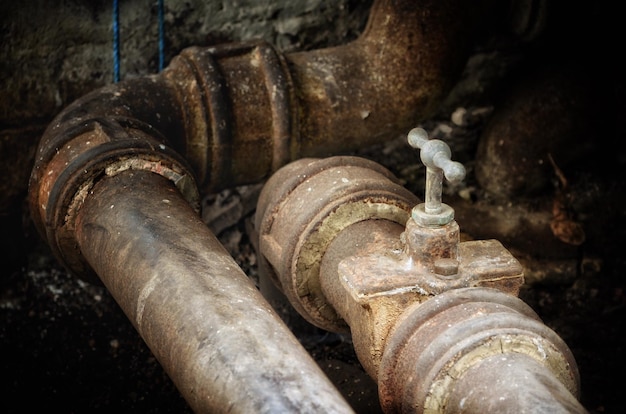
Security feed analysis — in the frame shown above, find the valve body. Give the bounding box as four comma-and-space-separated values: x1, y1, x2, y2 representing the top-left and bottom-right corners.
255, 153, 584, 413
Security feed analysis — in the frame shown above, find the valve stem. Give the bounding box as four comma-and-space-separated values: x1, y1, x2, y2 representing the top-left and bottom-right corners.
408, 127, 465, 226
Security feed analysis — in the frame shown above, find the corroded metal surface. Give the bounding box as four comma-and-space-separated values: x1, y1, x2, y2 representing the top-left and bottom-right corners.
74, 169, 354, 414
378, 287, 584, 414
320, 219, 413, 379
30, 115, 199, 284
26, 0, 584, 412
255, 156, 418, 333
287, 0, 500, 158
29, 0, 499, 284
257, 153, 582, 413
318, 215, 524, 380
166, 41, 296, 191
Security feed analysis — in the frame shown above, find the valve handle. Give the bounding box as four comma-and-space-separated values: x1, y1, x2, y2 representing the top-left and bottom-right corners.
408, 128, 466, 183
407, 127, 465, 225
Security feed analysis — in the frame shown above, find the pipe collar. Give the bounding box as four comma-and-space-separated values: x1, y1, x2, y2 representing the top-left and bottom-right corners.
29, 117, 199, 282
378, 287, 582, 413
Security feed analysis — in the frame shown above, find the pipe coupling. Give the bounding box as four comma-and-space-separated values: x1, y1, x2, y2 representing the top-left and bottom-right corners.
29, 117, 199, 283
378, 287, 581, 413
166, 40, 296, 192
255, 156, 418, 332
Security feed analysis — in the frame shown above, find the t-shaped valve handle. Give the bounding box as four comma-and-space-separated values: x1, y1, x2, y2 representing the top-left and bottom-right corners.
408, 127, 466, 226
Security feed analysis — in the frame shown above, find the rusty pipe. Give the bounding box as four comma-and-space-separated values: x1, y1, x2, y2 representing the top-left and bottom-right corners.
445, 352, 584, 413
30, 0, 503, 203
73, 168, 354, 413
27, 0, 509, 411
255, 155, 584, 413
28, 0, 503, 282
284, 0, 500, 157
255, 156, 419, 333
320, 224, 585, 413
377, 287, 584, 413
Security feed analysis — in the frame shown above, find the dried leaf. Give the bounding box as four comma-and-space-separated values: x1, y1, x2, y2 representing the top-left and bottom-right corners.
548, 153, 586, 245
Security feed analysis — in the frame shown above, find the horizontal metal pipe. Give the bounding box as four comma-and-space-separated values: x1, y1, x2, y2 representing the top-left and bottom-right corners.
74, 169, 354, 414
446, 353, 587, 414
29, 0, 503, 281
30, 0, 502, 206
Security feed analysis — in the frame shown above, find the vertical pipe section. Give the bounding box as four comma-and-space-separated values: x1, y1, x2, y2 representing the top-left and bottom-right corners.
286, 0, 500, 158
74, 169, 354, 414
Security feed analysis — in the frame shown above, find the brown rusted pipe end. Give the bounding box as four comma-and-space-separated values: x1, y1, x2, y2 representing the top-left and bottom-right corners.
378, 287, 581, 413
28, 114, 199, 283
255, 156, 418, 332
